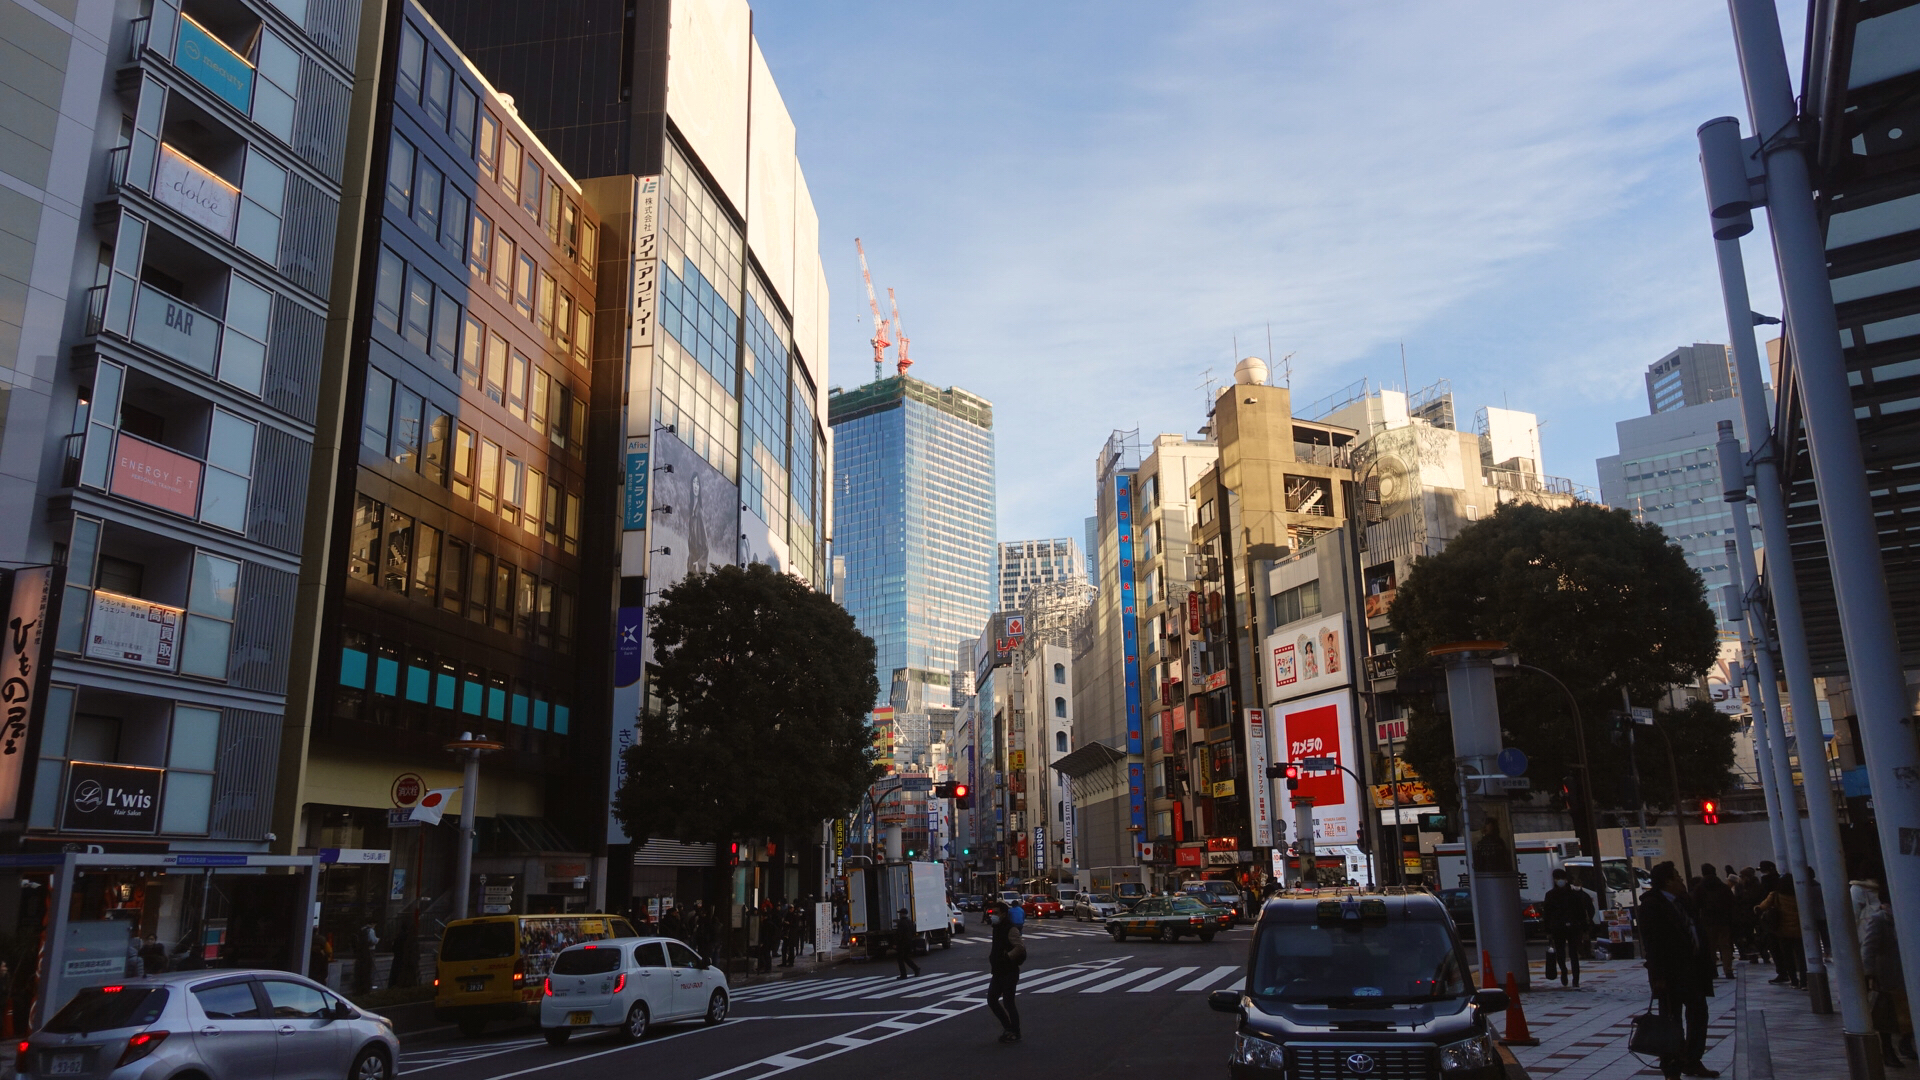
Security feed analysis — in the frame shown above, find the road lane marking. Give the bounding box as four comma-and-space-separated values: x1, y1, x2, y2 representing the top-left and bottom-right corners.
857, 971, 976, 998
690, 990, 996, 1079
1128, 966, 1200, 992
1080, 968, 1160, 993
735, 975, 895, 1001
1033, 967, 1132, 993
1179, 965, 1243, 992
437, 1018, 738, 1079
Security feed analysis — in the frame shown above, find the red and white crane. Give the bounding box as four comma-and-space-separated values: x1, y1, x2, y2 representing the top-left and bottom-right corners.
887, 286, 912, 377
854, 238, 892, 382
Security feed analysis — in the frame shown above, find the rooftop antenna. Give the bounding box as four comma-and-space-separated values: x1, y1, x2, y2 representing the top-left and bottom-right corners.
1197, 367, 1219, 409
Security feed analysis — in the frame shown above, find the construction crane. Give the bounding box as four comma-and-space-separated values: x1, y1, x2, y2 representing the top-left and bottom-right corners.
887, 286, 912, 377
854, 238, 892, 382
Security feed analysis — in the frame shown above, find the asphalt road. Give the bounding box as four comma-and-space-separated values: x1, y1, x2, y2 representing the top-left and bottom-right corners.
397, 916, 1246, 1079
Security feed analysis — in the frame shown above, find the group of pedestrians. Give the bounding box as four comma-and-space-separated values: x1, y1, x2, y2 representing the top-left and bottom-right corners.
636, 901, 722, 959
1641, 859, 1912, 1077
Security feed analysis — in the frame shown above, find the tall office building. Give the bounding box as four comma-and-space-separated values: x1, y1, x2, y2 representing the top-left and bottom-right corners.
1646, 343, 1735, 414
996, 537, 1085, 611
830, 375, 995, 705
393, 0, 832, 914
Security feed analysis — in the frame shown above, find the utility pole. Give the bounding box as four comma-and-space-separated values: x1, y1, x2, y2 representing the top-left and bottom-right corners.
446, 732, 503, 920
1719, 0, 1920, 1051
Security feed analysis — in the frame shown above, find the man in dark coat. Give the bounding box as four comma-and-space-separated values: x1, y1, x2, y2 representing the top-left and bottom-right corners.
985, 901, 1025, 1043
1543, 869, 1595, 987
893, 908, 921, 978
1691, 865, 1736, 979
1642, 861, 1718, 1079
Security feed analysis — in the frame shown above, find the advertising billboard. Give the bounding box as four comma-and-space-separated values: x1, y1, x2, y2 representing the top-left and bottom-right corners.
85, 591, 180, 672
646, 431, 741, 593
110, 434, 203, 518
0, 567, 54, 820
1276, 689, 1360, 847
1266, 613, 1350, 703
1363, 562, 1397, 618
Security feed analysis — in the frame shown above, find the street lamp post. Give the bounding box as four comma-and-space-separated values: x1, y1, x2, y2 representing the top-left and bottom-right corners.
1640, 718, 1694, 886
446, 732, 504, 920
1498, 660, 1602, 869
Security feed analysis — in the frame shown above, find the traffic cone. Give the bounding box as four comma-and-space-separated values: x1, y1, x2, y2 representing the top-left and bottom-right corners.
1481, 949, 1496, 989
1500, 971, 1539, 1046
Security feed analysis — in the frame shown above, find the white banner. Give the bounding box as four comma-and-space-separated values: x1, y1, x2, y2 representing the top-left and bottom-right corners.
1266, 613, 1351, 703
85, 591, 179, 672
1275, 689, 1360, 848
153, 145, 238, 239
1244, 708, 1273, 848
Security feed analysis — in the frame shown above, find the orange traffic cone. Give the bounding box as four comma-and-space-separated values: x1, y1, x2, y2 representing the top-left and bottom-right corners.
1500, 971, 1538, 1046
1481, 950, 1496, 989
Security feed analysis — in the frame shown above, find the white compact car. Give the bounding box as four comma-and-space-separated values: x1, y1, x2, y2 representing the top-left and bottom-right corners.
1075, 892, 1120, 921
539, 937, 727, 1045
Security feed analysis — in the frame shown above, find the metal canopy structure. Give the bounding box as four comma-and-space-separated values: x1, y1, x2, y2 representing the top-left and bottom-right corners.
1772, 0, 1920, 675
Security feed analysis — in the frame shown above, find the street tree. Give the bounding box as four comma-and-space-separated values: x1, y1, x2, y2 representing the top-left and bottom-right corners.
614, 562, 884, 845
1389, 501, 1730, 821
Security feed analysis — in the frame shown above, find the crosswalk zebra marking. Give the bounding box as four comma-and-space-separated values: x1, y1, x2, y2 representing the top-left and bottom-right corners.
1179, 965, 1243, 992
1127, 966, 1200, 992
1079, 968, 1161, 993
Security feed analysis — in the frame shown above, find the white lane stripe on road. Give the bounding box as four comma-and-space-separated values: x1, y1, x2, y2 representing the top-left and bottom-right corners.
857, 971, 976, 998
1127, 966, 1200, 992
692, 993, 983, 1079
442, 1017, 737, 1080
1079, 968, 1160, 993
1179, 965, 1243, 992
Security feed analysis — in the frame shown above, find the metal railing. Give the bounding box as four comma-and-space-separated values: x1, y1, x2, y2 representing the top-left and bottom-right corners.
82, 285, 108, 338
127, 16, 151, 61
103, 145, 130, 194
59, 433, 84, 488
1292, 442, 1353, 468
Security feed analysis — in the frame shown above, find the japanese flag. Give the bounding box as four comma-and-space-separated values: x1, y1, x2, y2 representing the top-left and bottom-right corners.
410, 788, 460, 825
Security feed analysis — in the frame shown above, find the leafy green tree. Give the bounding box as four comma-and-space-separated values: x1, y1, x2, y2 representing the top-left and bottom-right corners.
614, 563, 883, 844
1389, 502, 1730, 821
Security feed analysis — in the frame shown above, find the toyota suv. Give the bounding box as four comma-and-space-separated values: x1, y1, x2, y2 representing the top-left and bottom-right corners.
1209, 891, 1509, 1079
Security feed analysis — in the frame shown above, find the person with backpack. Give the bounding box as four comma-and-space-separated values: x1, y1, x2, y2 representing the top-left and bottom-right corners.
985, 901, 1026, 1043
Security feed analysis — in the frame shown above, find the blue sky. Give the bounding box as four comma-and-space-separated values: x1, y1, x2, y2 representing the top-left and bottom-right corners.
753, 3, 1801, 544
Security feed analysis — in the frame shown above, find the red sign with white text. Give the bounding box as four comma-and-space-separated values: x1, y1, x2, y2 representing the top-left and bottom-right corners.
1284, 703, 1346, 806
110, 433, 202, 517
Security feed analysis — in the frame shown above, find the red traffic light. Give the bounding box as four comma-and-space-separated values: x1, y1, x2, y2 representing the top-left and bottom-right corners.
1701, 799, 1720, 825
1284, 764, 1301, 780
951, 783, 969, 798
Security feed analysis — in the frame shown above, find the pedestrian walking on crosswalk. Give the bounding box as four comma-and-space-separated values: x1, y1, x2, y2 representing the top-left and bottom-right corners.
894, 909, 921, 979
986, 901, 1026, 1043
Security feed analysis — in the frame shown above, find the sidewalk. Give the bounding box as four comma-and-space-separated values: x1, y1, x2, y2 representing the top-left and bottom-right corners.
1732, 962, 1852, 1079
1504, 956, 1738, 1080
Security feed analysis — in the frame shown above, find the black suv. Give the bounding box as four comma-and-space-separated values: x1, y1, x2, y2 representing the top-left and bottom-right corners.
1209, 892, 1509, 1079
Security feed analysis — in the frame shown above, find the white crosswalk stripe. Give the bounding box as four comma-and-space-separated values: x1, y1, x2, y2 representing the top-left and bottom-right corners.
1127, 966, 1200, 992
1078, 967, 1161, 993
1179, 965, 1243, 992
727, 960, 1244, 1005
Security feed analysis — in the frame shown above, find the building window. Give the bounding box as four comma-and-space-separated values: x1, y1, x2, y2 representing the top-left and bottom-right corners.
382, 507, 413, 593
520, 157, 541, 219
1053, 662, 1065, 684
469, 211, 491, 279
396, 22, 424, 103
385, 134, 414, 215
478, 111, 499, 176
413, 523, 441, 596
477, 438, 500, 512
1055, 731, 1068, 753
450, 82, 477, 156
432, 289, 460, 371
492, 233, 515, 302
460, 314, 484, 389
423, 407, 450, 485
404, 266, 433, 350
484, 332, 508, 404
180, 553, 238, 680
424, 52, 452, 128
374, 248, 404, 332
467, 551, 491, 624
451, 425, 475, 500
500, 137, 522, 202
514, 252, 535, 316
412, 157, 442, 238
1054, 697, 1066, 718
441, 537, 465, 612
362, 370, 392, 454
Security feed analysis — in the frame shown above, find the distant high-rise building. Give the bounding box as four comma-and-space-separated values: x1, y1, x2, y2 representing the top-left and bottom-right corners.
1646, 344, 1735, 414
1084, 516, 1100, 584
997, 538, 1085, 611
830, 376, 995, 704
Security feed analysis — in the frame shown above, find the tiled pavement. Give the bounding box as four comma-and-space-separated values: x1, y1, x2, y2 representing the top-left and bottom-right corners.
1503, 958, 1738, 1080
1733, 961, 1854, 1079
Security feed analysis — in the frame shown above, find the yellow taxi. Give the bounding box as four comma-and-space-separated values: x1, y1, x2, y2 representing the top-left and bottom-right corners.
434, 914, 637, 1036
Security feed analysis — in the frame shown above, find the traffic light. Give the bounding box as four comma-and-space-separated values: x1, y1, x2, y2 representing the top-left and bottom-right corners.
1701, 799, 1721, 825
1285, 763, 1301, 791
934, 782, 955, 797
953, 783, 971, 809
727, 842, 740, 866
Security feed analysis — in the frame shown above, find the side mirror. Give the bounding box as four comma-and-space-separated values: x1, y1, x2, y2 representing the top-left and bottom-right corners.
1208, 989, 1241, 1014
1473, 988, 1509, 1013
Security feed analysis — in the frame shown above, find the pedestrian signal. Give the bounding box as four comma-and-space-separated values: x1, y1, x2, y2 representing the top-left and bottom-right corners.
1701, 799, 1720, 825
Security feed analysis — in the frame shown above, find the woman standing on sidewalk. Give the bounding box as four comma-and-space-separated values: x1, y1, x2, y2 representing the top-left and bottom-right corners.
1757, 876, 1805, 989
1860, 882, 1914, 1066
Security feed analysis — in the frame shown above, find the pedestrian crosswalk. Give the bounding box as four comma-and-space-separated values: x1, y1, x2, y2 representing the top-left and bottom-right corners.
945, 923, 1114, 945
727, 961, 1246, 1006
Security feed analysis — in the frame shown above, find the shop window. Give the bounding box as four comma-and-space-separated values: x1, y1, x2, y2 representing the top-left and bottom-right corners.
180, 551, 238, 679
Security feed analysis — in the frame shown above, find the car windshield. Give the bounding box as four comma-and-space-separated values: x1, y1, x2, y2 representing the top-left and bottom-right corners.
44, 987, 169, 1033
441, 922, 518, 961
1250, 920, 1469, 1007
1168, 897, 1211, 914
552, 946, 623, 975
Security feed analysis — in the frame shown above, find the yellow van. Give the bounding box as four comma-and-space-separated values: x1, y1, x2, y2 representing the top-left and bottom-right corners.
434, 914, 638, 1036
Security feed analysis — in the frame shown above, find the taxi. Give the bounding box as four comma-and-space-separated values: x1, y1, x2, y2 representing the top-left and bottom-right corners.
1105, 894, 1218, 943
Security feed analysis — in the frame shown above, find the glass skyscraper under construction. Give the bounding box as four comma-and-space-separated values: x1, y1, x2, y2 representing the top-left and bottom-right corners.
829, 376, 996, 703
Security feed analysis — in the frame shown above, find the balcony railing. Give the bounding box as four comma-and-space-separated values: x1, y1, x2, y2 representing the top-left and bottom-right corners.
60, 432, 84, 488
82, 284, 108, 338
1293, 442, 1354, 468
127, 16, 150, 61
103, 145, 131, 194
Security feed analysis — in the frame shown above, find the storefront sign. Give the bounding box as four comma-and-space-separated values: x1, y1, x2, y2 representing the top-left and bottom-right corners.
131, 284, 220, 373
1175, 846, 1205, 867
1376, 717, 1409, 743
85, 591, 180, 671
1115, 473, 1145, 836
1279, 689, 1359, 847
320, 848, 391, 865
390, 773, 425, 807
623, 438, 649, 531
153, 144, 238, 240
110, 433, 203, 517
631, 176, 658, 347
174, 14, 254, 113
1363, 562, 1397, 618
0, 567, 53, 820
1206, 850, 1239, 866
1245, 708, 1272, 848
1186, 590, 1201, 636
62, 761, 162, 834
1211, 779, 1236, 799
1370, 780, 1438, 809
1202, 669, 1228, 693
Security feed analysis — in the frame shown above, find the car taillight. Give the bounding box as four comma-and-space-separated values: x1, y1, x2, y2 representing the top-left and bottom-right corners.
1522, 904, 1541, 920
613, 973, 626, 994
119, 1031, 169, 1067
433, 978, 440, 988
542, 977, 552, 997
513, 957, 526, 983
1192, 917, 1202, 926
16, 1040, 28, 1057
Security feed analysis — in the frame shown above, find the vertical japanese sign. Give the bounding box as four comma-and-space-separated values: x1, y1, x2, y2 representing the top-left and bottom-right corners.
631, 176, 658, 349
1115, 473, 1146, 833
1245, 708, 1272, 849
0, 567, 53, 820
1061, 773, 1075, 869
621, 176, 661, 578
607, 606, 646, 843
623, 438, 650, 530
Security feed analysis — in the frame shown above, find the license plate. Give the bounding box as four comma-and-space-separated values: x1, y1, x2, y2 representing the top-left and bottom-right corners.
568, 1011, 593, 1026
465, 979, 486, 992
49, 1054, 84, 1076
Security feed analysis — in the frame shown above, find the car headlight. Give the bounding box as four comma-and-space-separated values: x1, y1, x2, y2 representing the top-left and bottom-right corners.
1230, 1032, 1285, 1070
1439, 1031, 1499, 1072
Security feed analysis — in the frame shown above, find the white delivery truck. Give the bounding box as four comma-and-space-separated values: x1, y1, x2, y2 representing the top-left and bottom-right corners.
1087, 865, 1148, 908
845, 861, 950, 957
1432, 837, 1580, 907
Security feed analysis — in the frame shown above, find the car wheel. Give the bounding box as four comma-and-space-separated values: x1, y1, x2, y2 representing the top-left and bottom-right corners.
457, 1016, 487, 1038
1109, 926, 1126, 942
543, 1028, 571, 1047
349, 1046, 393, 1080
619, 1001, 650, 1043
1199, 931, 1217, 943
1159, 924, 1179, 943
705, 989, 729, 1025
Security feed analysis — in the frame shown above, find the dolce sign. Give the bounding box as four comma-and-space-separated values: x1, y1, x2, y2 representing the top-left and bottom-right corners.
62, 761, 163, 834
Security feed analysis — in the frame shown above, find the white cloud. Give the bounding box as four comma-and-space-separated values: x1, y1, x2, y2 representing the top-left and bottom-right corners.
755, 2, 1797, 540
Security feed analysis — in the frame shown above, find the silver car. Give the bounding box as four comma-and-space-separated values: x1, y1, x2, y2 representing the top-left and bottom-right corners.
20, 970, 397, 1079
538, 937, 728, 1045
1074, 892, 1120, 921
